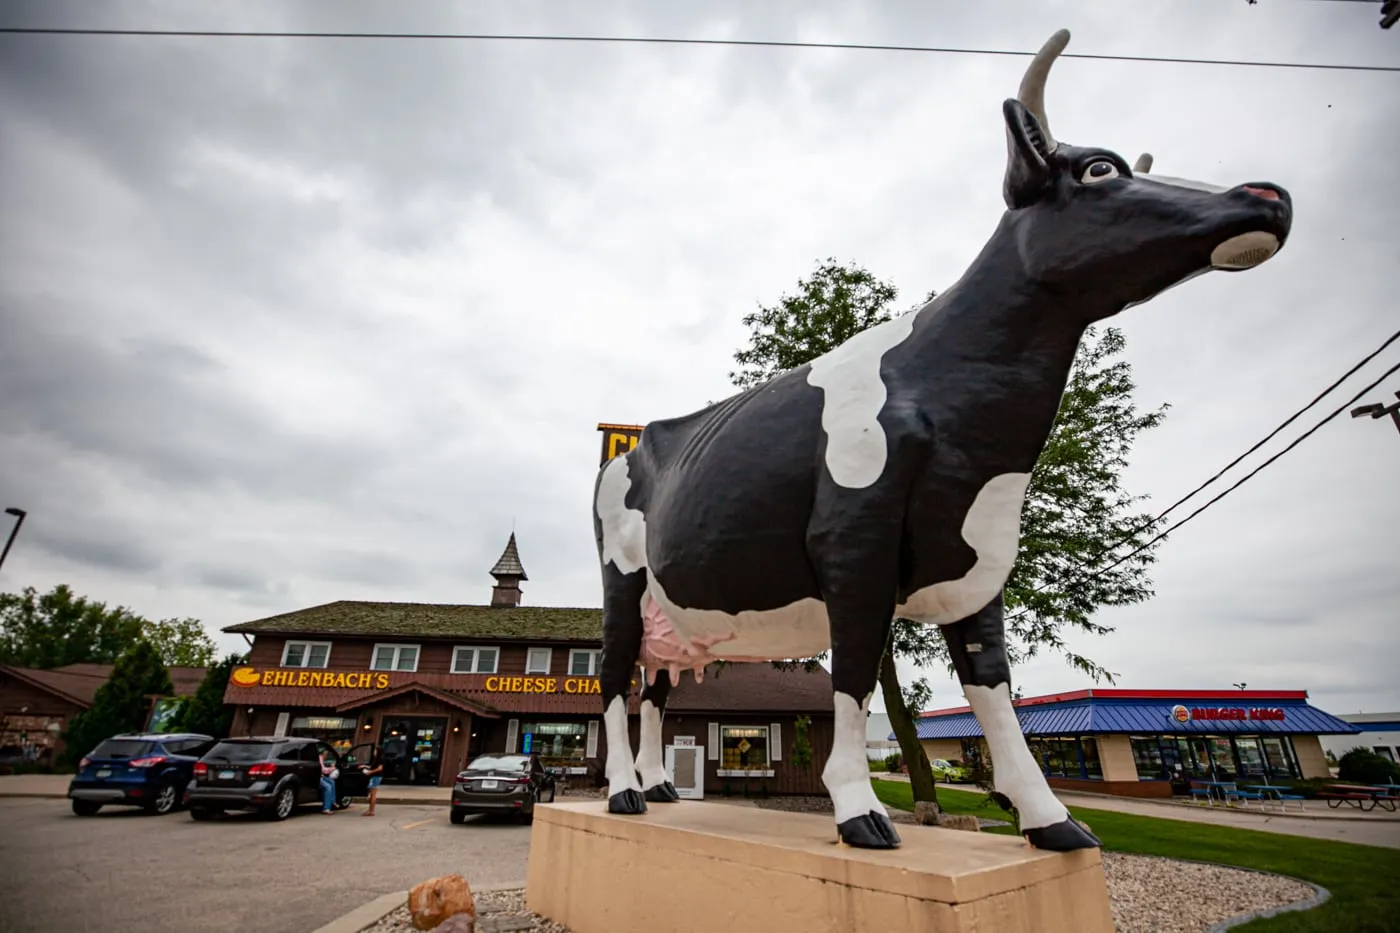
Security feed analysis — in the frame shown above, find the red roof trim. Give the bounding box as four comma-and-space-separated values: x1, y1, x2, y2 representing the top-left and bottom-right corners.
920, 688, 1313, 719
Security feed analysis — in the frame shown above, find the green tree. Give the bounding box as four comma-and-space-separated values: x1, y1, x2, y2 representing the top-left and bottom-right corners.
0, 584, 144, 669
142, 617, 218, 667
730, 259, 1168, 807
60, 640, 173, 764
176, 652, 245, 739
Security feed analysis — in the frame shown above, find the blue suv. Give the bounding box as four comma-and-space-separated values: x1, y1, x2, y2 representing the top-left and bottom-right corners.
68, 733, 215, 816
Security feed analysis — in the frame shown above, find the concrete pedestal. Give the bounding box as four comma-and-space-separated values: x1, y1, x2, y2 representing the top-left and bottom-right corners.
525, 801, 1113, 933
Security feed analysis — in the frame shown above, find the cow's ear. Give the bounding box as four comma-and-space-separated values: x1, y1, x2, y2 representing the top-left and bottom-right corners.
1002, 99, 1052, 209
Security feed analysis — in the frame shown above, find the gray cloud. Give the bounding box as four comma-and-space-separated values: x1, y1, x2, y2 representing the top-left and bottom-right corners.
0, 0, 1395, 712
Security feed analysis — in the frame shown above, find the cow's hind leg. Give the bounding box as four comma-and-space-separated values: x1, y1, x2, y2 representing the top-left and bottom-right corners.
940, 592, 1100, 851
825, 610, 901, 849
600, 564, 647, 814
637, 670, 680, 802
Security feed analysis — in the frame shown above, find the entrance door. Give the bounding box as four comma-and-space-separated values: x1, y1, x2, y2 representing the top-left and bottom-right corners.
665, 743, 704, 800
379, 717, 447, 785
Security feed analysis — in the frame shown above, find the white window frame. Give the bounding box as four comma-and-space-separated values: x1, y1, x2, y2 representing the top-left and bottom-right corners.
451, 646, 500, 674
371, 643, 421, 673
568, 649, 601, 677
717, 724, 775, 777
525, 647, 553, 675
281, 640, 332, 668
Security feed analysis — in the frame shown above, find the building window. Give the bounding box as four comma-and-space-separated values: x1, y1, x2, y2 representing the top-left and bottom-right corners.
1080, 737, 1102, 779
720, 725, 769, 771
451, 646, 499, 674
1130, 736, 1165, 778
281, 641, 331, 668
568, 649, 600, 677
1030, 737, 1082, 778
371, 643, 420, 672
1261, 736, 1300, 778
289, 716, 359, 755
1374, 746, 1396, 763
521, 722, 588, 766
525, 647, 552, 675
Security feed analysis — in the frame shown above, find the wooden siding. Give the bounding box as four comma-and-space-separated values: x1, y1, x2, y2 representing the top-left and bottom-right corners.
247, 635, 596, 679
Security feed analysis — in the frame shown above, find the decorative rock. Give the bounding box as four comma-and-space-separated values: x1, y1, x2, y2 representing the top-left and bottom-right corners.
913, 801, 941, 826
937, 813, 981, 833
435, 914, 475, 933
408, 874, 476, 931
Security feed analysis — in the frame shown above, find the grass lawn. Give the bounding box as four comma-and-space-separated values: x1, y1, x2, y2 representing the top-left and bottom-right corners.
872, 780, 1400, 933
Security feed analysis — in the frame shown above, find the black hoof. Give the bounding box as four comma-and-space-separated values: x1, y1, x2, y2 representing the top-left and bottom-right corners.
608, 789, 648, 815
837, 811, 902, 849
644, 781, 681, 803
1024, 817, 1101, 851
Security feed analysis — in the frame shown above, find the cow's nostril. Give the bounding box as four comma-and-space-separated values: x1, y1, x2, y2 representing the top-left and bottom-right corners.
1242, 185, 1280, 201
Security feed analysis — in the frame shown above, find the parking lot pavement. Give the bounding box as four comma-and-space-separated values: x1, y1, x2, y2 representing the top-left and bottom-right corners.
0, 798, 532, 933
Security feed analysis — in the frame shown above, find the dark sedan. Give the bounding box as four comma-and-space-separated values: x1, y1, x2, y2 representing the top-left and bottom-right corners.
450, 753, 556, 825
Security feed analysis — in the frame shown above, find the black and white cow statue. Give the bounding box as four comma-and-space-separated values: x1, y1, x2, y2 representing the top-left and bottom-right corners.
591, 28, 1292, 852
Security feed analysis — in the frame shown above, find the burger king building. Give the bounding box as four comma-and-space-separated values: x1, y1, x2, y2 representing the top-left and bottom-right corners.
220, 534, 836, 793
911, 688, 1360, 798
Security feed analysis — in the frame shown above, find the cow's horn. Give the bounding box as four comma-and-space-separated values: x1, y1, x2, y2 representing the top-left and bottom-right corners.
1133, 153, 1154, 174
1017, 28, 1070, 151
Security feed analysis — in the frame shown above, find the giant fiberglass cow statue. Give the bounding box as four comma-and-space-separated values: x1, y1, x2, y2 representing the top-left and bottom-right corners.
592, 28, 1292, 851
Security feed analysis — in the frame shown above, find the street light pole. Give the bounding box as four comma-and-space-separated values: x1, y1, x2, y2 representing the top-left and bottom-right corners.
1350, 391, 1400, 436
0, 507, 27, 573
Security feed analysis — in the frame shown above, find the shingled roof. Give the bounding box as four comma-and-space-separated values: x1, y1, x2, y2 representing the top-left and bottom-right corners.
489, 533, 528, 581
222, 600, 602, 641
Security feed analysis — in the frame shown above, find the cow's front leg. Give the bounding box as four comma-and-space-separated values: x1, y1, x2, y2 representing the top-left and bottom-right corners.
825, 610, 901, 849
940, 592, 1100, 851
636, 669, 680, 802
600, 565, 647, 814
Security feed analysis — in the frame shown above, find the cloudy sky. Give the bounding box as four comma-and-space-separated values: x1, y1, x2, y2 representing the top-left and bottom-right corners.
1, 0, 1396, 716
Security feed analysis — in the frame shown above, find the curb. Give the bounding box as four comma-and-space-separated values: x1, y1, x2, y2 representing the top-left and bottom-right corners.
310, 882, 525, 933
1062, 793, 1400, 824
0, 791, 67, 799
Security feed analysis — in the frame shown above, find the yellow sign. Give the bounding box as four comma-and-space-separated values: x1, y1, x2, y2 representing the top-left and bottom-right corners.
597, 423, 643, 466
484, 676, 602, 695
230, 667, 391, 689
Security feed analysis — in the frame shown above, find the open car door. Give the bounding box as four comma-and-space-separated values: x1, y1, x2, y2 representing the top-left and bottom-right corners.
335, 742, 376, 804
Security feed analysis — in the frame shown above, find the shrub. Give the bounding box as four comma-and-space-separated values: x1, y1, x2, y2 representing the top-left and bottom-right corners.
868, 759, 888, 773
1338, 747, 1400, 785
883, 752, 903, 773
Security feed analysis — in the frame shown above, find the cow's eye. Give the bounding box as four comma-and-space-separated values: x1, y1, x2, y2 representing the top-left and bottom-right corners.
1081, 161, 1120, 184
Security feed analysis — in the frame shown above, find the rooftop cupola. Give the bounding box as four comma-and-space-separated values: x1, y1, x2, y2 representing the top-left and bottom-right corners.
489, 532, 528, 608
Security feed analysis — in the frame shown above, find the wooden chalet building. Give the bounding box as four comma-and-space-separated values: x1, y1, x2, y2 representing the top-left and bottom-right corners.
220, 534, 836, 795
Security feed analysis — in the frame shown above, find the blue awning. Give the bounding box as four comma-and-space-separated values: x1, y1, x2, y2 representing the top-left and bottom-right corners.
899, 699, 1361, 741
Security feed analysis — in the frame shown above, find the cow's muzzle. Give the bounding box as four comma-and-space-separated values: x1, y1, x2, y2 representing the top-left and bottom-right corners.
1210, 182, 1292, 271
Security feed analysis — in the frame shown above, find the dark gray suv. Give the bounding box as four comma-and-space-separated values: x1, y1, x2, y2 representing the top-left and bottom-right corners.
184, 736, 372, 821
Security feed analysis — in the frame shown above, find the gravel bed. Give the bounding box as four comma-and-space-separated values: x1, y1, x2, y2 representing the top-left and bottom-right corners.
360, 846, 1318, 933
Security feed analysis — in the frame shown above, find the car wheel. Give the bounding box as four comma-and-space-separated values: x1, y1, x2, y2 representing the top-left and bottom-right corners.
449, 808, 466, 825
189, 806, 218, 821
149, 781, 180, 815
71, 799, 101, 817
267, 786, 296, 821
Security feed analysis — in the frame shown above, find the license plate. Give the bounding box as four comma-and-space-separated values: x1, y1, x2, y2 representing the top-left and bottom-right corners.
219, 770, 236, 780
480, 780, 498, 790
96, 769, 111, 778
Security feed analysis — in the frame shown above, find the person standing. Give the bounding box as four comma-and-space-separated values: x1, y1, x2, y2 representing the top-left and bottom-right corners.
318, 749, 339, 814
362, 745, 384, 817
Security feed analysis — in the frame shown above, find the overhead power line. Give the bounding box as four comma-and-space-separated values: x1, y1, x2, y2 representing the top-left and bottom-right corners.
1007, 354, 1400, 623
1, 27, 1397, 74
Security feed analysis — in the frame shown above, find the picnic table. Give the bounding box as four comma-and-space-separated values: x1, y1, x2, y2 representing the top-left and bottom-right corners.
1318, 783, 1399, 812
1241, 783, 1306, 812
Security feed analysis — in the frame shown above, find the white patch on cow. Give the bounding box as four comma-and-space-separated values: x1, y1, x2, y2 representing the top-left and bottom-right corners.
897, 472, 1031, 626
806, 311, 918, 488
647, 578, 832, 660
635, 699, 668, 790
596, 455, 648, 575
824, 691, 887, 825
964, 683, 1067, 830
1210, 231, 1280, 270
1139, 172, 1228, 195
604, 694, 642, 798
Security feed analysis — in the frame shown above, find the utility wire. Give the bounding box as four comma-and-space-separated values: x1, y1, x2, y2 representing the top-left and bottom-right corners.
1, 27, 1397, 73
1009, 326, 1400, 605
1007, 356, 1400, 623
